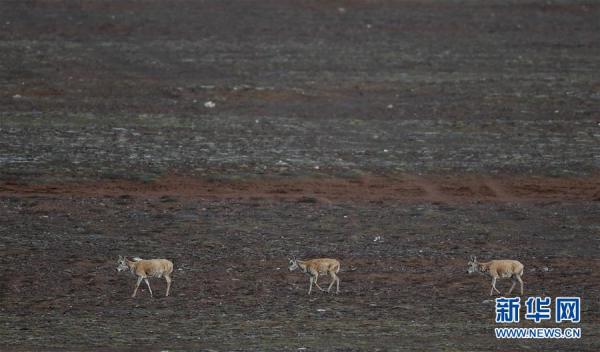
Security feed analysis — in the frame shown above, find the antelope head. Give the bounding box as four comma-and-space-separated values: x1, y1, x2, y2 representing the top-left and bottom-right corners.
116, 255, 129, 272
467, 255, 479, 274
288, 257, 299, 272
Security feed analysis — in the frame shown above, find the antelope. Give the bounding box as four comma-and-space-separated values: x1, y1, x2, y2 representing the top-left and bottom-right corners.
116, 256, 173, 298
288, 257, 340, 295
467, 256, 524, 296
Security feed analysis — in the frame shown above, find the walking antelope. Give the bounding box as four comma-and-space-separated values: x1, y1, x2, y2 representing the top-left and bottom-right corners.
467, 256, 524, 296
288, 257, 340, 295
116, 256, 173, 298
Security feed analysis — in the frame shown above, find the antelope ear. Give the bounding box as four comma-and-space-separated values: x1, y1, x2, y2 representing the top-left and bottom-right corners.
469, 255, 475, 261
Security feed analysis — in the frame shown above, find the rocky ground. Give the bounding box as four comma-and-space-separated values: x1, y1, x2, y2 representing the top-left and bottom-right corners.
0, 1, 599, 351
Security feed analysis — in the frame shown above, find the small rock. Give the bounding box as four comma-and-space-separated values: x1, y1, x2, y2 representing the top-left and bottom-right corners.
12, 94, 22, 99
204, 101, 216, 108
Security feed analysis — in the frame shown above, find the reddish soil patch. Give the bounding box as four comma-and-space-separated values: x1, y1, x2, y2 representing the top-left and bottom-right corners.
1, 175, 598, 203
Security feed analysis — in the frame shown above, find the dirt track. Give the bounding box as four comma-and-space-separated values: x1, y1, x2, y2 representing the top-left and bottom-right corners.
1, 174, 600, 203
1, 0, 599, 351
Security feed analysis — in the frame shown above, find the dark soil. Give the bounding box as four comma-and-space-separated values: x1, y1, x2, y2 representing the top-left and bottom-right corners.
1, 1, 599, 351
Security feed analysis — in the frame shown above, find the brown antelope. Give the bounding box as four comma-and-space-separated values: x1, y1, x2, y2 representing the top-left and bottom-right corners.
288, 257, 340, 295
467, 256, 524, 296
116, 256, 173, 298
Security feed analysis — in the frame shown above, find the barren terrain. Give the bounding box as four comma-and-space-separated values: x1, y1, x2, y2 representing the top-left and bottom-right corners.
1, 1, 599, 351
